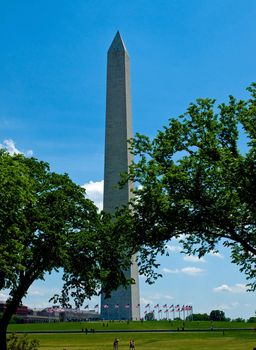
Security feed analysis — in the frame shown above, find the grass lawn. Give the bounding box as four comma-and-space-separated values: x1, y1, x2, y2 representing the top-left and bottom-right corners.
7, 319, 256, 332
12, 331, 256, 350
7, 320, 256, 349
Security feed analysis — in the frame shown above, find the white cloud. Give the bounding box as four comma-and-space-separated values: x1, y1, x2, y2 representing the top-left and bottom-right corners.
0, 291, 9, 301
162, 266, 205, 276
140, 294, 174, 308
216, 302, 240, 311
0, 139, 21, 155
213, 283, 247, 294
162, 268, 179, 274
82, 180, 104, 211
26, 149, 34, 157
181, 267, 205, 276
0, 139, 33, 157
27, 289, 46, 297
150, 293, 174, 301
183, 256, 206, 263
208, 251, 224, 259
166, 244, 182, 253
140, 297, 153, 306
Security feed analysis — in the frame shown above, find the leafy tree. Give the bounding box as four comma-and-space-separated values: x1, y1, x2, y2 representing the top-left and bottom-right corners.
232, 317, 245, 322
0, 151, 137, 350
122, 83, 256, 290
186, 313, 209, 321
247, 316, 256, 323
209, 310, 226, 321
144, 311, 155, 321
7, 333, 39, 350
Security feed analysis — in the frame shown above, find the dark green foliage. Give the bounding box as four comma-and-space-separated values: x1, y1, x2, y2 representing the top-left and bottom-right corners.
187, 313, 210, 321
144, 312, 155, 321
209, 310, 226, 321
7, 334, 39, 350
0, 151, 137, 349
233, 318, 245, 322
121, 83, 256, 290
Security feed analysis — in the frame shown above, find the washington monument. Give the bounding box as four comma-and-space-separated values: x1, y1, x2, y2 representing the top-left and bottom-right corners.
100, 32, 140, 320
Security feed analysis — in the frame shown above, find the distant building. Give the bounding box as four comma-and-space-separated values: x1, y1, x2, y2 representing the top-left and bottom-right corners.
0, 302, 29, 316
0, 302, 100, 323
59, 309, 100, 322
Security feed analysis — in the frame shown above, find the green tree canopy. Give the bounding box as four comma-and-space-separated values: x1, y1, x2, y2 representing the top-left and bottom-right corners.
122, 83, 256, 290
0, 150, 137, 350
186, 313, 210, 321
209, 310, 226, 321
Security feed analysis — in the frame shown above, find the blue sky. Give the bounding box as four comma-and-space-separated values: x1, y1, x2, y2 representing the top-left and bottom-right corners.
0, 0, 255, 319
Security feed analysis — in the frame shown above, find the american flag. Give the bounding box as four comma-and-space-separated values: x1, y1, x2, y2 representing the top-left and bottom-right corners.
185, 305, 192, 310
47, 307, 55, 313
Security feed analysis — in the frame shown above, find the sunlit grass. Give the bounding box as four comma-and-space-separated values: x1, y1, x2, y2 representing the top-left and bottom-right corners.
8, 319, 256, 332
15, 331, 256, 350
7, 320, 256, 349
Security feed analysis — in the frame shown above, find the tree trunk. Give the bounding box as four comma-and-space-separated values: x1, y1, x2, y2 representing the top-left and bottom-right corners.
0, 273, 35, 349
0, 305, 14, 350
0, 321, 8, 350
0, 295, 23, 350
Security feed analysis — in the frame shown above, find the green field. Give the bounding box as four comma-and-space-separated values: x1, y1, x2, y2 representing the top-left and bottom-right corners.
7, 321, 256, 350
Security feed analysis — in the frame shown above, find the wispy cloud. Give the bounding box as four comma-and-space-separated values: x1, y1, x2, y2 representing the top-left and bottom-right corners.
140, 293, 174, 308
216, 302, 240, 311
181, 267, 205, 276
162, 266, 205, 276
27, 288, 47, 297
213, 283, 247, 294
162, 268, 179, 274
166, 244, 182, 253
0, 291, 10, 301
150, 293, 174, 301
183, 256, 206, 263
82, 180, 104, 211
140, 297, 153, 306
208, 251, 224, 259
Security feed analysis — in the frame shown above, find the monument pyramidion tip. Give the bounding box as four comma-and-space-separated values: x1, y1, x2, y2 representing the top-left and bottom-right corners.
108, 31, 128, 54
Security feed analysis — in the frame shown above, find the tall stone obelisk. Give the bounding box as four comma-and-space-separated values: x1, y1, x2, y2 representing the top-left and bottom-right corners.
100, 32, 140, 320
